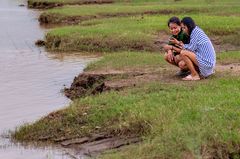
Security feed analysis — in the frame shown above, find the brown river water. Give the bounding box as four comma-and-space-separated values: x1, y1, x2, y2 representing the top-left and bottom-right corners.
0, 0, 94, 158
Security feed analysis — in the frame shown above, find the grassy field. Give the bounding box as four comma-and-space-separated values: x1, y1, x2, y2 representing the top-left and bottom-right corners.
38, 4, 217, 25
40, 3, 240, 21
85, 52, 166, 71
13, 0, 240, 158
32, 0, 240, 52
13, 51, 240, 158
45, 14, 239, 52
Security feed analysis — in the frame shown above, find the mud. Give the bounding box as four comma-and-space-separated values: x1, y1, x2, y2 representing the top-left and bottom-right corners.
64, 71, 151, 100
65, 61, 240, 100
35, 39, 45, 46
64, 73, 107, 100
60, 133, 141, 157
211, 36, 240, 53
201, 143, 240, 159
28, 0, 114, 9
215, 63, 240, 76
28, 1, 63, 9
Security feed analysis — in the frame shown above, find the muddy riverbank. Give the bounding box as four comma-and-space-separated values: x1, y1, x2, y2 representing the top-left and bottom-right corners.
11, 0, 240, 158
28, 0, 114, 9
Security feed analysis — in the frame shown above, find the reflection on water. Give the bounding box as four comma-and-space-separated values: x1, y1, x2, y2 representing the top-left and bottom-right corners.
0, 0, 94, 158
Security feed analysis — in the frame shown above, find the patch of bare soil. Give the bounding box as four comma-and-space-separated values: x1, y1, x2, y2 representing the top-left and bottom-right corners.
65, 62, 240, 100
35, 39, 45, 46
28, 0, 114, 9
64, 70, 152, 100
201, 143, 240, 159
64, 66, 181, 100
215, 63, 240, 76
210, 36, 240, 52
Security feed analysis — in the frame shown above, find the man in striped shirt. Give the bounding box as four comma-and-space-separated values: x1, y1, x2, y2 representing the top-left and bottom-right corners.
168, 17, 216, 81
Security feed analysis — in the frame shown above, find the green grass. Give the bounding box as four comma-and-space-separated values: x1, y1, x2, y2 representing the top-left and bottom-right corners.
14, 1, 240, 158
43, 3, 240, 17
39, 1, 240, 28
45, 14, 240, 52
13, 76, 240, 158
217, 51, 240, 64
43, 4, 210, 17
37, 0, 239, 52
99, 78, 240, 159
13, 50, 240, 158
45, 15, 163, 52
85, 52, 166, 71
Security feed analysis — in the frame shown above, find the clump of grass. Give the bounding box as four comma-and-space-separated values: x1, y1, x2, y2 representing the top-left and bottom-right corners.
217, 51, 240, 64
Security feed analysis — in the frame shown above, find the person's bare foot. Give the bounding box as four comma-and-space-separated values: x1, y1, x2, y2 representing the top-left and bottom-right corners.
182, 75, 200, 81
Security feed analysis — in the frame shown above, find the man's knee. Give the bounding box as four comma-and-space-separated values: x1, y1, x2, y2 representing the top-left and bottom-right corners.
163, 45, 167, 50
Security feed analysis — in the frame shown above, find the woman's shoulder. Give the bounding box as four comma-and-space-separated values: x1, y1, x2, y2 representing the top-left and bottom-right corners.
192, 26, 210, 42
192, 26, 205, 35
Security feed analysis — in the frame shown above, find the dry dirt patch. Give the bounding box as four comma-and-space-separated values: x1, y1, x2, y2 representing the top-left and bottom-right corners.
65, 63, 240, 100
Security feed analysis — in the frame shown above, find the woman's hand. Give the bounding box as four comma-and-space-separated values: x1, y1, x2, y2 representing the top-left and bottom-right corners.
170, 38, 183, 49
177, 41, 184, 48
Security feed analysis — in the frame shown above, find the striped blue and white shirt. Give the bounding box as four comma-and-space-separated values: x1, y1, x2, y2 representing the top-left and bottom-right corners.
183, 26, 216, 77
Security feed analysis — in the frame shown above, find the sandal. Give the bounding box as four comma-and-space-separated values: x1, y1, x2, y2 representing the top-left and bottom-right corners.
182, 75, 200, 81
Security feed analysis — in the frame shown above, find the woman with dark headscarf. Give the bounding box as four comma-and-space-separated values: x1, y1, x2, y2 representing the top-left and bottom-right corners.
169, 17, 216, 80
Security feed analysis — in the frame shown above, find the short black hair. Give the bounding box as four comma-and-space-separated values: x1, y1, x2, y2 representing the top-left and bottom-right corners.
167, 16, 181, 27
181, 17, 196, 35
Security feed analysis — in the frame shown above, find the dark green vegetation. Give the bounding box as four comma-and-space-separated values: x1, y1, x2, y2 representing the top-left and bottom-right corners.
13, 0, 240, 158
